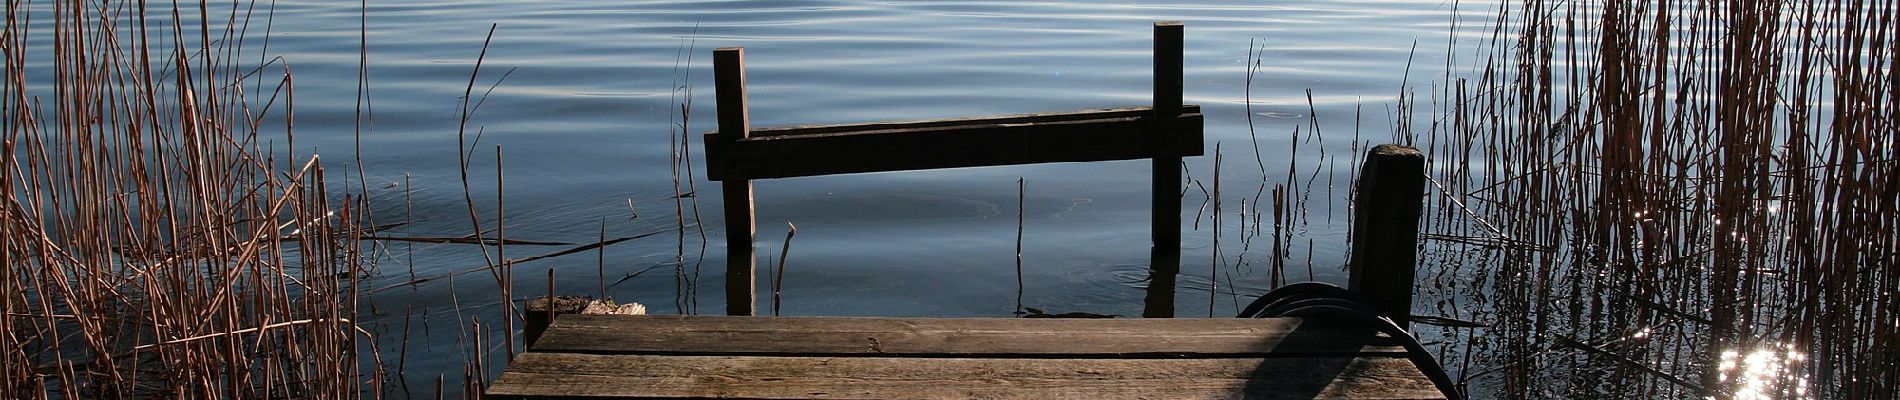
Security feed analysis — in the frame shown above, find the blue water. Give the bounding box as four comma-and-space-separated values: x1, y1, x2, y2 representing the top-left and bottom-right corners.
239, 0, 1474, 396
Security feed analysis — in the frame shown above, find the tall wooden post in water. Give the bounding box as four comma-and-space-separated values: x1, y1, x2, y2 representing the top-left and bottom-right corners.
1144, 21, 1184, 318
714, 47, 757, 316
1347, 144, 1424, 327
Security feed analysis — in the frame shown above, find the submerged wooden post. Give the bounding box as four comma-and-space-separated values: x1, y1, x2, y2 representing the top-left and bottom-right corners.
715, 47, 757, 316
1347, 144, 1424, 328
1144, 21, 1184, 318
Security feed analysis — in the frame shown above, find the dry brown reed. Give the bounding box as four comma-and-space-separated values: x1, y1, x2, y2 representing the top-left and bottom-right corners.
667, 31, 709, 314
1398, 0, 1896, 398
2, 1, 370, 398
769, 222, 796, 317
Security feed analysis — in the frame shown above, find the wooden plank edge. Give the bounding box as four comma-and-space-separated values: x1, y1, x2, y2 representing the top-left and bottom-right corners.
485, 353, 1447, 400
520, 348, 1414, 359
709, 105, 1202, 138
528, 315, 1411, 358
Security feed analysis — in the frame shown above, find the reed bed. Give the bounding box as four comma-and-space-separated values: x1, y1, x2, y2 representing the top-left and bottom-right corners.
1396, 0, 1896, 397
2, 2, 371, 398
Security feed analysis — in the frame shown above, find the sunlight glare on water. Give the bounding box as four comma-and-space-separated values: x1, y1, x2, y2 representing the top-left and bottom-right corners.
1715, 343, 1810, 400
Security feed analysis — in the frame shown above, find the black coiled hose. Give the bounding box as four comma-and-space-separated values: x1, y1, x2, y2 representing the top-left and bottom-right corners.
1238, 282, 1463, 399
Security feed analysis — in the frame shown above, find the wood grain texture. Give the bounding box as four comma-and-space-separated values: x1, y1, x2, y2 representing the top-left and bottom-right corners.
486, 353, 1446, 399
703, 106, 1204, 181
530, 315, 1406, 357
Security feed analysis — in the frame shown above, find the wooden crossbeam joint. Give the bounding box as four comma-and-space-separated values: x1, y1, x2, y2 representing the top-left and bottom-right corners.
714, 47, 758, 316
1144, 20, 1186, 318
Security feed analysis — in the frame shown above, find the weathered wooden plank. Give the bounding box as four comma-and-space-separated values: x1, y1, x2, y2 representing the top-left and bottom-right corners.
530, 315, 1405, 357
1347, 144, 1424, 328
486, 353, 1446, 399
703, 106, 1204, 181
735, 106, 1188, 138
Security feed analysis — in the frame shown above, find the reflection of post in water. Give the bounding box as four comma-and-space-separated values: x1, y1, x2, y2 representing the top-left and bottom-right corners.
1142, 273, 1178, 318
1015, 178, 1027, 316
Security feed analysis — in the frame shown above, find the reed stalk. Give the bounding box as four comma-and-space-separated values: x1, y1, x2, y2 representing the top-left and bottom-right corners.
1394, 0, 1897, 397
2, 1, 369, 397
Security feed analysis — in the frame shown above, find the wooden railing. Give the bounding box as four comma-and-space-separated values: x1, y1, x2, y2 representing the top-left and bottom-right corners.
705, 21, 1202, 316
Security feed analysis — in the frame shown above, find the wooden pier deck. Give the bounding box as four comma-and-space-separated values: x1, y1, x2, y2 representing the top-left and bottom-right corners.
486, 315, 1448, 399
487, 21, 1447, 400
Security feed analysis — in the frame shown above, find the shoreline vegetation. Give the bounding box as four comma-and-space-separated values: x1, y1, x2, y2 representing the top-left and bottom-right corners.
1402, 0, 1895, 397
4, 0, 1893, 399
3, 1, 372, 398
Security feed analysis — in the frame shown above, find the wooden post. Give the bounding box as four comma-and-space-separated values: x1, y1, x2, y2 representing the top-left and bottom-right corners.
1144, 21, 1184, 318
524, 295, 587, 348
715, 47, 757, 316
1347, 144, 1425, 328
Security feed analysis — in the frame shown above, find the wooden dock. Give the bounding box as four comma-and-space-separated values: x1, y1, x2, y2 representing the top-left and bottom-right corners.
488, 21, 1448, 399
486, 315, 1448, 399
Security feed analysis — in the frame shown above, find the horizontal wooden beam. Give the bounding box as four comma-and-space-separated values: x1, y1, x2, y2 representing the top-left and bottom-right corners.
705, 105, 1203, 181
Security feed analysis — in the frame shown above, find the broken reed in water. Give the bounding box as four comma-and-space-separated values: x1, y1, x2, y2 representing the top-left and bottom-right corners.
2, 3, 371, 398
1399, 0, 1896, 398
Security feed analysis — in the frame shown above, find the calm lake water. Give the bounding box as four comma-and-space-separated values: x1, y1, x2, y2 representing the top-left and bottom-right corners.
229, 0, 1485, 396
252, 1, 1481, 392
19, 0, 1882, 397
